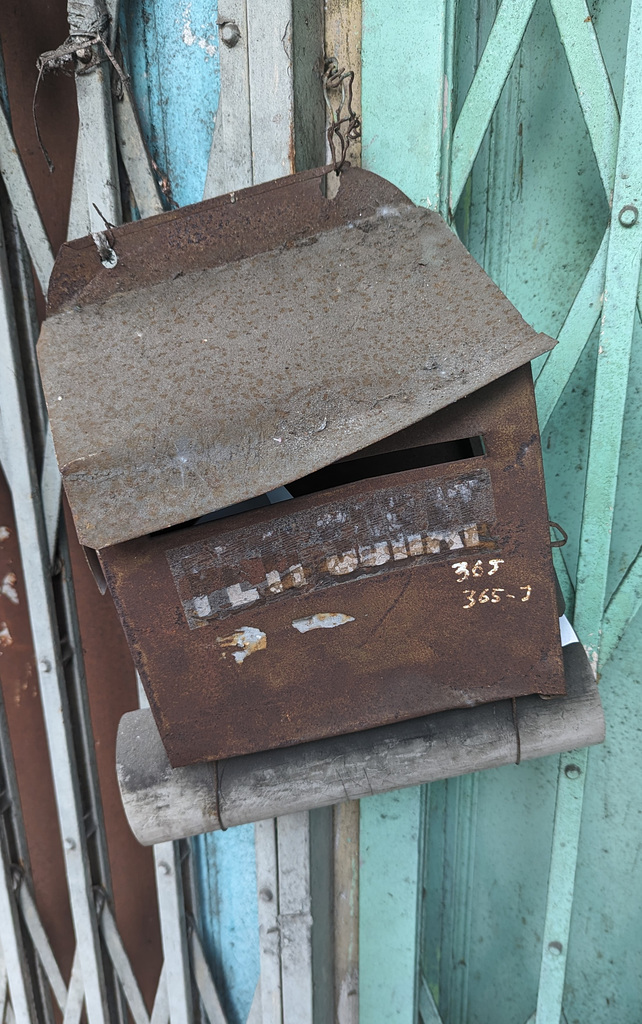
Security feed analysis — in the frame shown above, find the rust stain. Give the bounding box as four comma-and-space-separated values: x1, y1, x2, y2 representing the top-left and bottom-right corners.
216, 626, 267, 665
292, 612, 355, 633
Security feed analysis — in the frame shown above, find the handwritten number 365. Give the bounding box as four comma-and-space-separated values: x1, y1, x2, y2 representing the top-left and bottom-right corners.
463, 586, 531, 609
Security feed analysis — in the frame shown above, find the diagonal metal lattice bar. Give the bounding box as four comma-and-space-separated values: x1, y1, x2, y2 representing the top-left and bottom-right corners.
0, 103, 53, 295
534, 230, 607, 425
531, 4, 642, 1023
450, 0, 537, 211
600, 545, 642, 666
549, 0, 619, 198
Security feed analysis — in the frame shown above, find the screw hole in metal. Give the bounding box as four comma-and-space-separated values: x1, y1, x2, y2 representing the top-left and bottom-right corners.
564, 763, 582, 780
618, 204, 638, 228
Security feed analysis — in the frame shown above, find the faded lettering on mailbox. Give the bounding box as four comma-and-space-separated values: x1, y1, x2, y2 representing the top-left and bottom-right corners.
167, 469, 497, 629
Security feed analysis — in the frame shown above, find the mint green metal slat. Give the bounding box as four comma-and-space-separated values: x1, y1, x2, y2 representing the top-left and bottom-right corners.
534, 231, 607, 428
360, 6, 451, 1019
574, 1, 642, 669
362, 0, 449, 208
533, 6, 642, 1022
549, 0, 619, 198
599, 546, 642, 666
533, 750, 588, 1024
449, 0, 536, 212
358, 790, 423, 1024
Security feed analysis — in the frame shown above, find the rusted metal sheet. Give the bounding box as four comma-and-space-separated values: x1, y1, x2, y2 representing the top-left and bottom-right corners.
38, 165, 556, 550
99, 366, 565, 767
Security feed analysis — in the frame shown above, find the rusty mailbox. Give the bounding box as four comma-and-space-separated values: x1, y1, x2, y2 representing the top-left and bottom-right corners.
38, 165, 566, 769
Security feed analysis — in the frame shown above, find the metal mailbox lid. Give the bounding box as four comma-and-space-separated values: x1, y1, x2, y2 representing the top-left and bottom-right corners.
98, 365, 566, 767
38, 165, 556, 550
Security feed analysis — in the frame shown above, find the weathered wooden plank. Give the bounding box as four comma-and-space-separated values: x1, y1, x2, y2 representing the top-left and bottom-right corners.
333, 801, 359, 1024
325, 0, 362, 169
276, 813, 313, 1024
254, 819, 282, 1024
203, 0, 252, 198
116, 642, 604, 845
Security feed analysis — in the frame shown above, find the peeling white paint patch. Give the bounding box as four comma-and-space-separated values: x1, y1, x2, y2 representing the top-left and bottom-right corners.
324, 550, 358, 575
181, 3, 217, 56
217, 626, 266, 665
193, 595, 211, 618
358, 541, 390, 567
0, 527, 10, 542
227, 583, 260, 608
292, 613, 355, 633
1, 573, 18, 605
0, 623, 12, 648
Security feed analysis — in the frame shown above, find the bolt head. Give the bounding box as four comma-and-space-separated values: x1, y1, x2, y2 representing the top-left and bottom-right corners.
220, 22, 241, 47
259, 887, 274, 902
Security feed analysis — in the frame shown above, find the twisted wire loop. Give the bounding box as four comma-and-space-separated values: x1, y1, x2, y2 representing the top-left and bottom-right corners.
33, 0, 129, 172
322, 57, 361, 175
548, 521, 569, 548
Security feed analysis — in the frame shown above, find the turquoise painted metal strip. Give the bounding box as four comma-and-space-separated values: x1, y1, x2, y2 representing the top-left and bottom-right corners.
600, 545, 642, 666
449, 0, 537, 212
533, 6, 642, 1022
549, 0, 619, 198
362, 0, 447, 208
574, 0, 642, 666
534, 230, 607, 427
533, 749, 589, 1024
359, 789, 423, 1024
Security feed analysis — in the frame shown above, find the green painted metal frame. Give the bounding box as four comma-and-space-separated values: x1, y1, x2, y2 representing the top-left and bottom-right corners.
362, 0, 642, 1020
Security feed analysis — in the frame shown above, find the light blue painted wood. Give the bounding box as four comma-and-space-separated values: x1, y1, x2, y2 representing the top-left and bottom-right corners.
359, 789, 423, 1024
192, 828, 260, 1024
122, 12, 259, 1021
122, 0, 220, 208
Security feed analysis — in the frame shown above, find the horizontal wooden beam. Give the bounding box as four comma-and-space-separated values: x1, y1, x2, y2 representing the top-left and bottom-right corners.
117, 642, 604, 845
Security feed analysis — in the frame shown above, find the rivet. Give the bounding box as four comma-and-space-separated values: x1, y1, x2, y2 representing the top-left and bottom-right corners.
618, 204, 638, 228
64, 838, 76, 851
39, 659, 51, 673
548, 941, 563, 956
158, 861, 171, 876
564, 763, 582, 780
220, 22, 241, 47
259, 887, 274, 902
